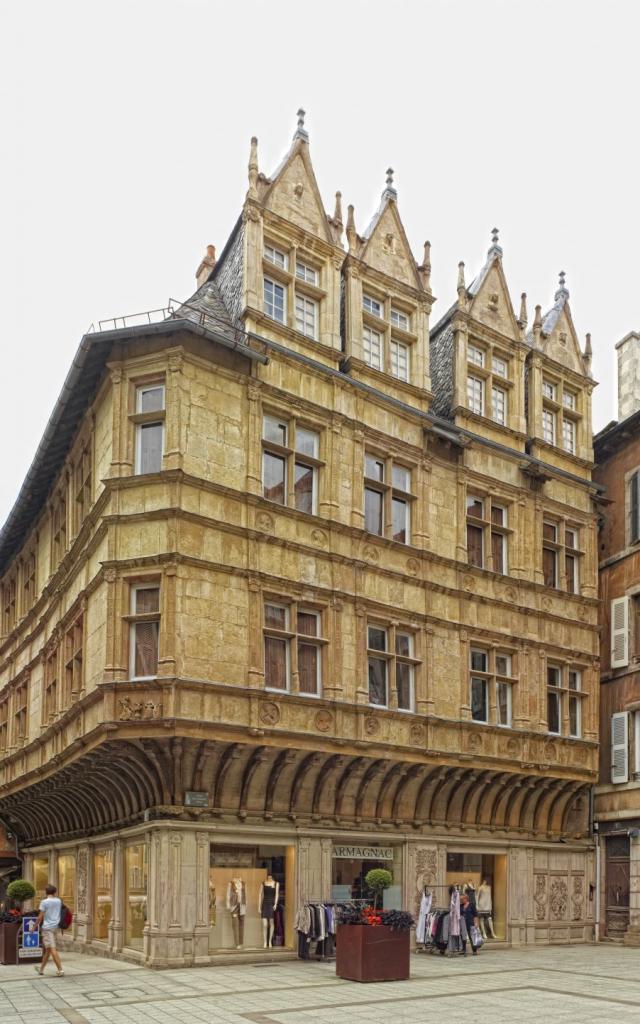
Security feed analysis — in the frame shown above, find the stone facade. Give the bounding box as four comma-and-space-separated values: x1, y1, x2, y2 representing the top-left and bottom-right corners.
0, 114, 599, 965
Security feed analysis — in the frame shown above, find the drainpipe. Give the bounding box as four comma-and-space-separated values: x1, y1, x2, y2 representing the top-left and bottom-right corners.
594, 821, 601, 943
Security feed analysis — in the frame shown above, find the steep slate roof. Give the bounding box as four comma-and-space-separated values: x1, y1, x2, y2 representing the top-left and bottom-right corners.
0, 285, 264, 576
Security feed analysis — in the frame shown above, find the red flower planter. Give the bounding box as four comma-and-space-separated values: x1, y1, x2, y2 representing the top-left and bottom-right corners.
336, 924, 410, 982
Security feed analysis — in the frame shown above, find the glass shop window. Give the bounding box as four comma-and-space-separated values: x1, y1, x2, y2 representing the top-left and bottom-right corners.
93, 848, 113, 941
125, 843, 148, 950
331, 843, 403, 909
446, 851, 507, 941
208, 844, 295, 954
33, 857, 49, 901
58, 854, 76, 915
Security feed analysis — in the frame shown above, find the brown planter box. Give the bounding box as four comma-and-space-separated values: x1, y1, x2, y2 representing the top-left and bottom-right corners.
336, 924, 410, 982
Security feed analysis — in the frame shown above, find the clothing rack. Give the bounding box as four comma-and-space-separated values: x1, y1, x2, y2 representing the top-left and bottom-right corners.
295, 900, 368, 962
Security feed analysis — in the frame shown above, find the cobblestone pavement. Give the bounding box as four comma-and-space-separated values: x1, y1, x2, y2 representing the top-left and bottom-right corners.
0, 945, 638, 1024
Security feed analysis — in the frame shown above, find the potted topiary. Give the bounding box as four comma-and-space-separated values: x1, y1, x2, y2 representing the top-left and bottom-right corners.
336, 870, 414, 983
1, 880, 37, 965
364, 868, 393, 909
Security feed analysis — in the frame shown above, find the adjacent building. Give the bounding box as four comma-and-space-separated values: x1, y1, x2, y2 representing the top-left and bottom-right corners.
0, 114, 600, 966
594, 331, 640, 944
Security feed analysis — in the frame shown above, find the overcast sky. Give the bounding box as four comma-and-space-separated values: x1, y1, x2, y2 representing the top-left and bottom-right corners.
1, 0, 638, 527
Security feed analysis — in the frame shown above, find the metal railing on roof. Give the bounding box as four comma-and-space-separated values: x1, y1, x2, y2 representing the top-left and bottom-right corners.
86, 297, 247, 346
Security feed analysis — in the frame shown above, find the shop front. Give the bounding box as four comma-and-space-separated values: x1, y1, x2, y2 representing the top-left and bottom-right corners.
445, 850, 507, 940
208, 843, 295, 952
331, 842, 403, 909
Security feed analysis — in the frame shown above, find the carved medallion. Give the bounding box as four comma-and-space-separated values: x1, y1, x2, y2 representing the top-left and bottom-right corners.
256, 511, 274, 532
406, 558, 420, 578
259, 701, 280, 727
463, 575, 475, 593
363, 544, 379, 564
410, 723, 425, 745
364, 715, 380, 736
544, 741, 557, 762
311, 528, 328, 548
314, 710, 333, 733
468, 731, 483, 753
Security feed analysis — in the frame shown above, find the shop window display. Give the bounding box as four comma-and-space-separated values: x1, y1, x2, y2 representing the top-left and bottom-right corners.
58, 853, 76, 914
208, 844, 294, 952
125, 843, 148, 950
33, 857, 49, 900
93, 848, 113, 941
446, 851, 506, 940
331, 843, 402, 909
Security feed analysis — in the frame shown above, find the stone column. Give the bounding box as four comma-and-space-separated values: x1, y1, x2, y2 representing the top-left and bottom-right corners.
109, 838, 124, 953
145, 827, 199, 967
74, 845, 92, 943
163, 349, 184, 472
193, 832, 211, 964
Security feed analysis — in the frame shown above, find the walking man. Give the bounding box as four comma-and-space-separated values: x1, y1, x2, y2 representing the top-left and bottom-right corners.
34, 884, 64, 976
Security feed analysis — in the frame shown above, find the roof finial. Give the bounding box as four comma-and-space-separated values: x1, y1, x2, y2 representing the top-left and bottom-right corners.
532, 303, 543, 346
333, 191, 343, 226
346, 204, 357, 252
382, 166, 397, 201
555, 269, 569, 300
518, 292, 528, 330
488, 225, 503, 257
294, 107, 308, 141
457, 261, 467, 309
418, 240, 431, 292
247, 136, 259, 199
583, 332, 593, 376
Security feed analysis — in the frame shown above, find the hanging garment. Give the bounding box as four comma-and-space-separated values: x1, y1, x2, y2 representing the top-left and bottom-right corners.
450, 889, 461, 937
226, 880, 246, 916
416, 891, 433, 943
477, 884, 493, 913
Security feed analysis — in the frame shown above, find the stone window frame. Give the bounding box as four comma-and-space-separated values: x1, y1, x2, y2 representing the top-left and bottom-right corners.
546, 659, 587, 738
541, 373, 582, 456
262, 596, 328, 697
262, 234, 326, 340
464, 336, 513, 428
360, 286, 417, 381
12, 673, 29, 747
62, 612, 84, 709
124, 577, 162, 682
363, 450, 415, 545
131, 378, 166, 476
469, 644, 518, 727
0, 687, 9, 754
366, 619, 420, 712
50, 481, 69, 574
465, 490, 511, 575
542, 515, 582, 595
72, 433, 94, 536
42, 641, 59, 725
1, 572, 17, 637
21, 543, 37, 617
261, 409, 324, 516
624, 466, 640, 547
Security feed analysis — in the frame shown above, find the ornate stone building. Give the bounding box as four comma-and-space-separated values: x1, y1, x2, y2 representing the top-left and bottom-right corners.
0, 113, 599, 966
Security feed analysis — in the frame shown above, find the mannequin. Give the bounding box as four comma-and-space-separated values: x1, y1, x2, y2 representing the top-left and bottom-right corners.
226, 877, 246, 948
259, 872, 280, 948
476, 878, 496, 938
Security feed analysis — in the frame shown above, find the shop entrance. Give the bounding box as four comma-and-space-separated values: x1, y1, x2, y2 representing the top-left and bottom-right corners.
208, 844, 295, 952
331, 843, 402, 908
605, 834, 630, 939
446, 851, 507, 940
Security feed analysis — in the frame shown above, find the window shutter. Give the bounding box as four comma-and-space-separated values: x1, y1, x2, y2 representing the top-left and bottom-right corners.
611, 712, 629, 784
611, 597, 630, 668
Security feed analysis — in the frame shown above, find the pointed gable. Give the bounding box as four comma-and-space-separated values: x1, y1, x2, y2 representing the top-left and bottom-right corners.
467, 235, 521, 341
359, 175, 421, 289
262, 136, 333, 244
539, 276, 586, 377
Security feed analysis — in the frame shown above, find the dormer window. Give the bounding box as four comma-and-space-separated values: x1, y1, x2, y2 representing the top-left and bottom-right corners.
562, 418, 576, 454
562, 389, 576, 411
363, 294, 383, 318
491, 385, 507, 425
363, 326, 383, 370
492, 355, 508, 378
295, 260, 318, 286
390, 308, 410, 331
467, 375, 484, 416
264, 278, 286, 325
542, 380, 556, 402
390, 340, 409, 382
468, 345, 485, 367
295, 294, 317, 339
542, 408, 556, 445
265, 244, 288, 270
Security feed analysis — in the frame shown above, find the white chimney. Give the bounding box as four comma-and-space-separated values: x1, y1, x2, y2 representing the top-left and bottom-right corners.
616, 331, 640, 420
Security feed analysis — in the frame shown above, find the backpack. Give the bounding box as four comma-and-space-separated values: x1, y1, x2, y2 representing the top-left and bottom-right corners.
58, 903, 73, 930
